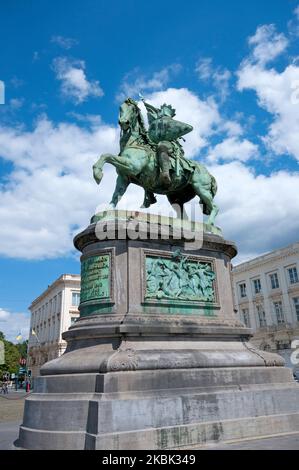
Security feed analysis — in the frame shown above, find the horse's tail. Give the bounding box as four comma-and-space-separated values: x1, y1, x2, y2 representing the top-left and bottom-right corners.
211, 175, 217, 197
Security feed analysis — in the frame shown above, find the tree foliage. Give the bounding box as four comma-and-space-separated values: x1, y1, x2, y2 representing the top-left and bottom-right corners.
16, 340, 28, 359
0, 331, 26, 375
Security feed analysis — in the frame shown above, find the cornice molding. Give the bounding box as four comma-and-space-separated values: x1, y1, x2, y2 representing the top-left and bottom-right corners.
233, 244, 299, 275
29, 274, 81, 310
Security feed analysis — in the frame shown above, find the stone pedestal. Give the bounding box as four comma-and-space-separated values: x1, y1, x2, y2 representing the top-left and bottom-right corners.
18, 211, 299, 449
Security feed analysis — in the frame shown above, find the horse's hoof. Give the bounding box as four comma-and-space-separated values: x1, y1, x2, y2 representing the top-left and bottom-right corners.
94, 171, 103, 184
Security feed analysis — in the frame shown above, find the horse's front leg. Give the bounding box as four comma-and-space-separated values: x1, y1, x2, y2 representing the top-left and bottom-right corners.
93, 154, 114, 185
110, 175, 130, 207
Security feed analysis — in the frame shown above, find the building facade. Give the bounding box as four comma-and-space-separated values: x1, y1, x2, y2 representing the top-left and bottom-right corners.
27, 274, 81, 378
232, 242, 299, 372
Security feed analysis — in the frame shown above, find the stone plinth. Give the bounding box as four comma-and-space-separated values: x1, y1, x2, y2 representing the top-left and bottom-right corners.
18, 211, 299, 450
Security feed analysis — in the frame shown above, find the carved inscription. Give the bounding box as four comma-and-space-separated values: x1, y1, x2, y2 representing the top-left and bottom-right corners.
80, 254, 110, 303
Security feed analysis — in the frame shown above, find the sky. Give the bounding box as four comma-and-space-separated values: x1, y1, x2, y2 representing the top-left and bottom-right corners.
0, 0, 299, 341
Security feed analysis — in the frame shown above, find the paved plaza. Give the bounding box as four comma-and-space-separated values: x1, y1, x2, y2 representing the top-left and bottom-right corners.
0, 391, 26, 450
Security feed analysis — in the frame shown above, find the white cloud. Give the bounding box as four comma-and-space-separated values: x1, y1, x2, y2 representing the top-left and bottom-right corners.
10, 98, 24, 109
51, 35, 78, 50
0, 83, 296, 263
52, 57, 103, 104
10, 77, 24, 89
196, 57, 231, 101
196, 58, 213, 80
247, 24, 288, 65
67, 112, 103, 126
288, 5, 299, 36
213, 69, 231, 101
211, 161, 299, 262
208, 137, 259, 163
237, 26, 299, 161
0, 309, 10, 321
219, 120, 243, 137
116, 65, 181, 101
0, 116, 119, 258
0, 308, 30, 343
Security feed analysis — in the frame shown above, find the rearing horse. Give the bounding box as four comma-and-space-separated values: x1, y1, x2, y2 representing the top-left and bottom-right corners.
93, 98, 219, 225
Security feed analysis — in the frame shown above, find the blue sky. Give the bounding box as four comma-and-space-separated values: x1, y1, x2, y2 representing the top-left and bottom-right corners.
0, 0, 299, 341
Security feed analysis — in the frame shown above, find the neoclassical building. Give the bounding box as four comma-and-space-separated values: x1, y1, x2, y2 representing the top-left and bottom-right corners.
27, 274, 81, 378
232, 242, 299, 371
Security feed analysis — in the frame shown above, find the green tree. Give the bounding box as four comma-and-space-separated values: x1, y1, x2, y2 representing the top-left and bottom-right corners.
0, 331, 23, 375
16, 340, 28, 359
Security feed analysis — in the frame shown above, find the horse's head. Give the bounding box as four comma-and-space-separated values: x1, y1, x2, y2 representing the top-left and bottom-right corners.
119, 98, 139, 132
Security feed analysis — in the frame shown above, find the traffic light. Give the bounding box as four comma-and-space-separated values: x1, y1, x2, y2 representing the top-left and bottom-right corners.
27, 369, 32, 378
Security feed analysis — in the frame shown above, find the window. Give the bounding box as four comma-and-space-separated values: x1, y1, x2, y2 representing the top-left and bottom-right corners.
288, 267, 299, 285
253, 278, 262, 295
277, 340, 290, 350
273, 301, 285, 324
239, 283, 247, 298
242, 308, 251, 328
256, 305, 267, 327
293, 297, 299, 322
72, 292, 80, 306
270, 273, 279, 289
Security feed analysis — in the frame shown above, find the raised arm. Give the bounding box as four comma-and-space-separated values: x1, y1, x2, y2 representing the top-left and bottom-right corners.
142, 100, 159, 124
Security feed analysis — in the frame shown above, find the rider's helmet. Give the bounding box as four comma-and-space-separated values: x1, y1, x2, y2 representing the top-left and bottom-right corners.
159, 104, 176, 118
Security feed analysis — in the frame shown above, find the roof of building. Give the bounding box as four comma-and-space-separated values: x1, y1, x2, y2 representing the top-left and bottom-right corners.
232, 241, 299, 274
29, 274, 81, 310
